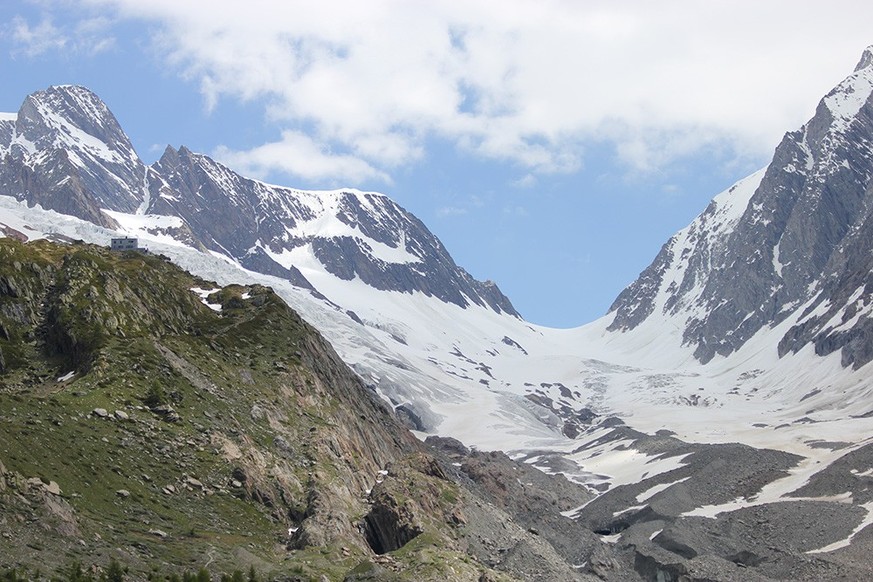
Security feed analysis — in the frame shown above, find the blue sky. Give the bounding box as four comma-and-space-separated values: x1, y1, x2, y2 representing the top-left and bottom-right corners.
2, 1, 872, 327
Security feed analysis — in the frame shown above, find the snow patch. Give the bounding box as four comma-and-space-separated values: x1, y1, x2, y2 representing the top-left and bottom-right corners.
190, 287, 222, 312
636, 476, 691, 503
807, 501, 873, 554
825, 66, 873, 132
612, 504, 647, 517
773, 240, 785, 278
36, 102, 126, 164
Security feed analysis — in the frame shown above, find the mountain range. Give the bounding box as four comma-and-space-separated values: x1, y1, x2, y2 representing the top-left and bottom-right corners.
2, 46, 873, 581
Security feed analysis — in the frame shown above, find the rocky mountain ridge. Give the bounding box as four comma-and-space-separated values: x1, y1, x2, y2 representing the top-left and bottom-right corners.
608, 46, 873, 368
0, 87, 516, 318
0, 85, 146, 227
146, 144, 517, 315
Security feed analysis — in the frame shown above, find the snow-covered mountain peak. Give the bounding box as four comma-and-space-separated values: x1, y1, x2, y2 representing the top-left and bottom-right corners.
605, 167, 766, 338
607, 46, 873, 368
145, 144, 518, 315
13, 85, 136, 164
0, 85, 147, 225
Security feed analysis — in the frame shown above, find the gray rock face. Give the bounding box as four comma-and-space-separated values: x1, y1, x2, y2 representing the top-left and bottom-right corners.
462, 449, 596, 563
608, 47, 873, 368
0, 86, 146, 227
147, 145, 519, 315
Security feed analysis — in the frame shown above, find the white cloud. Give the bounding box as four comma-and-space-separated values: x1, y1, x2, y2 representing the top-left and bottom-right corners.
54, 1, 873, 183
8, 14, 115, 57
9, 16, 66, 56
213, 130, 391, 185
511, 174, 538, 189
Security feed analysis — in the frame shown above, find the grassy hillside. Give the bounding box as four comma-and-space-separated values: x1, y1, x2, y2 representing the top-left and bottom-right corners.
0, 239, 598, 581
0, 240, 490, 580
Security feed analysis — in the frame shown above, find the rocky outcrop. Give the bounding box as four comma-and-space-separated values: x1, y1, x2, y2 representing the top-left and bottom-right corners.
457, 449, 598, 563
0, 238, 606, 580
366, 455, 593, 581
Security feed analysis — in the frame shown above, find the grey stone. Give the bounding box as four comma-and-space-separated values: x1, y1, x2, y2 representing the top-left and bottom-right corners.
185, 477, 204, 489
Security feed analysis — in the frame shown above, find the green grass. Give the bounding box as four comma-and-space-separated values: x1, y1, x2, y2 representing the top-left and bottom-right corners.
0, 240, 333, 577
0, 238, 470, 581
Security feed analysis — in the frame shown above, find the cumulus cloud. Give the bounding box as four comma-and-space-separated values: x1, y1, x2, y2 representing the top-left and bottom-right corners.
39, 1, 873, 183
213, 130, 391, 184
